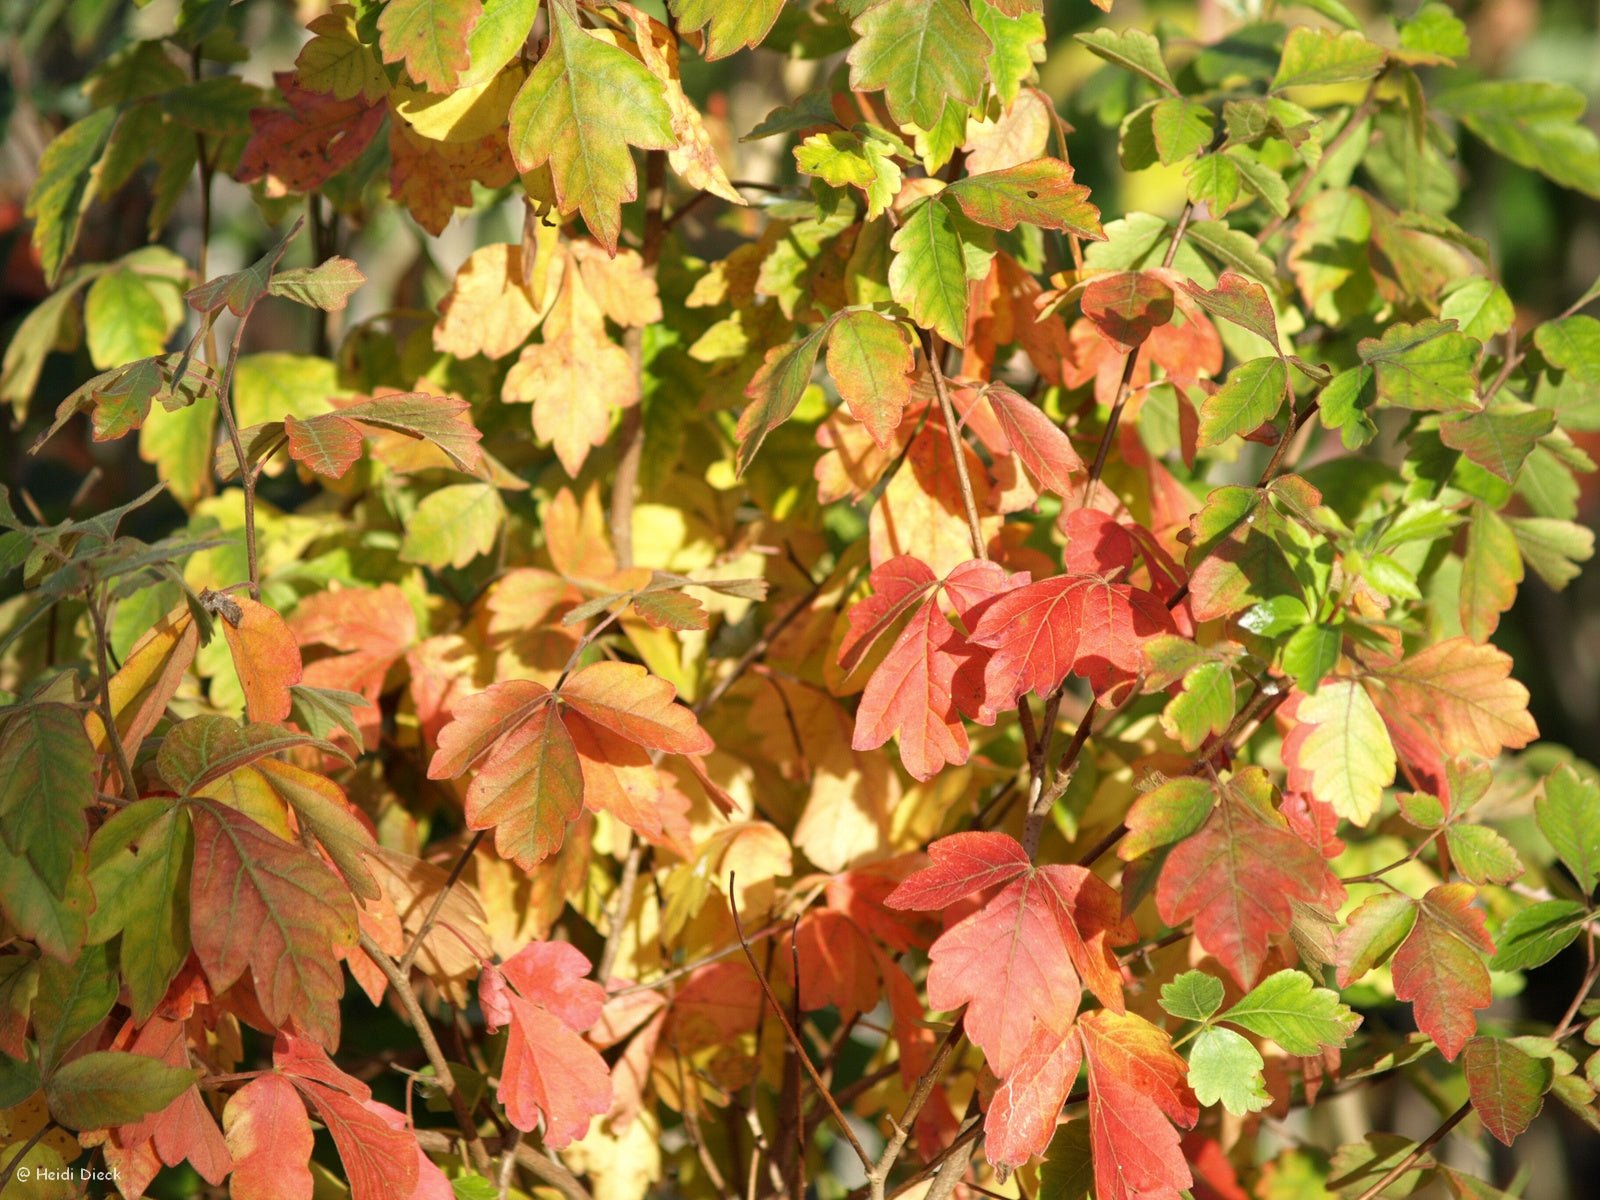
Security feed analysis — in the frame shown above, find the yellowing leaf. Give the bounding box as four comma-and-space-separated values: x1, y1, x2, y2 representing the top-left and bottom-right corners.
849, 0, 992, 131
1284, 679, 1395, 826
507, 2, 675, 252
376, 0, 483, 93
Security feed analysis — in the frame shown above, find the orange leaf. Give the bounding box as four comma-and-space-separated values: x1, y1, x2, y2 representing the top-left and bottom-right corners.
221, 596, 304, 724
223, 1075, 314, 1200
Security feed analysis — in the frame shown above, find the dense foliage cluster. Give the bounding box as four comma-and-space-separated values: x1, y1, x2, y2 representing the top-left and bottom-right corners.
2, 0, 1600, 1198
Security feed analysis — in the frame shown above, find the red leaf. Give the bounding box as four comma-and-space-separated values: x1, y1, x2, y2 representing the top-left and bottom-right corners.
796, 910, 881, 1022
488, 940, 611, 1147
850, 595, 972, 781
1060, 508, 1136, 577
986, 1023, 1084, 1168
1078, 1009, 1199, 1200
1081, 271, 1175, 351
291, 584, 417, 747
1391, 884, 1495, 1061
893, 833, 1133, 1076
221, 596, 304, 724
1462, 1035, 1551, 1145
885, 830, 1029, 910
1155, 769, 1343, 988
1369, 638, 1538, 760
455, 692, 584, 871
970, 572, 1176, 702
223, 1075, 314, 1200
237, 74, 385, 195
276, 1035, 420, 1200
121, 1016, 232, 1184
838, 556, 939, 674
987, 383, 1083, 497
285, 411, 364, 478
189, 801, 358, 1049
558, 661, 714, 755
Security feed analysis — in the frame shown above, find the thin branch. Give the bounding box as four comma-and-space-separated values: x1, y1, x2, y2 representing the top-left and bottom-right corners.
867, 1017, 966, 1199
212, 313, 260, 597
413, 1131, 592, 1200
0, 1121, 50, 1192
1347, 1100, 1469, 1200
728, 874, 874, 1173
357, 931, 496, 1179
88, 587, 139, 805
596, 838, 644, 980
398, 830, 486, 977
922, 332, 988, 559
1082, 348, 1143, 504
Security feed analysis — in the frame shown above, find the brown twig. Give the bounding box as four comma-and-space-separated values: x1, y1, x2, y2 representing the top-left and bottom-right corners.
413, 1130, 591, 1200
1082, 348, 1143, 504
398, 831, 485, 977
922, 332, 988, 560
87, 587, 139, 805
729, 874, 874, 1173
1347, 1100, 1469, 1200
867, 1017, 966, 1199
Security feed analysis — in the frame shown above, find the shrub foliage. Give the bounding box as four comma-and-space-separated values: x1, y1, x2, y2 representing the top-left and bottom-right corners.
3, 0, 1600, 1197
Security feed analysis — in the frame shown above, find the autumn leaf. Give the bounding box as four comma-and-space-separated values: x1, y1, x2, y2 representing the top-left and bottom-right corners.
986, 1023, 1083, 1168
483, 940, 611, 1147
1462, 1036, 1552, 1145
559, 661, 714, 755
507, 1, 675, 253
1077, 1009, 1199, 1200
970, 571, 1176, 702
237, 74, 384, 196
670, 0, 784, 59
888, 831, 1134, 1075
188, 800, 359, 1049
987, 382, 1084, 496
220, 596, 304, 724
0, 702, 93, 898
1081, 271, 1175, 350
1391, 883, 1495, 1061
376, 0, 482, 93
825, 309, 917, 449
1282, 678, 1396, 826
223, 1074, 315, 1200
946, 159, 1104, 238
1369, 638, 1538, 760
1156, 768, 1344, 987
889, 195, 994, 345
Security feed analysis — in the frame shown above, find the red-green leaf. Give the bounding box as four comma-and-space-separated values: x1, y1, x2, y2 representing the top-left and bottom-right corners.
1462, 1036, 1552, 1145
1077, 1009, 1199, 1200
377, 0, 482, 92
945, 159, 1104, 237
1081, 271, 1175, 351
847, 0, 992, 130
1391, 883, 1495, 1061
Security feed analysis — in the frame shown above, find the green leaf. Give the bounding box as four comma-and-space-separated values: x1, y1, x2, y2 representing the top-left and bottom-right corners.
1226, 146, 1290, 217
889, 195, 993, 345
1185, 219, 1278, 284
84, 268, 180, 371
34, 941, 117, 1074
1289, 678, 1394, 826
735, 325, 828, 475
0, 837, 91, 962
1491, 900, 1587, 972
1150, 99, 1213, 165
847, 0, 991, 131
795, 129, 904, 220
401, 482, 506, 570
1446, 823, 1523, 887
1221, 968, 1361, 1055
1159, 969, 1224, 1022
1462, 1036, 1552, 1145
1075, 28, 1177, 95
1436, 81, 1600, 199
1358, 320, 1480, 412
974, 0, 1044, 109
670, 0, 785, 60
1121, 776, 1216, 860
1271, 28, 1387, 91
945, 159, 1103, 237
46, 1050, 200, 1130
1159, 660, 1235, 752
1281, 623, 1341, 693
1536, 765, 1600, 894
0, 704, 94, 897
825, 309, 916, 449
86, 799, 193, 1022
1199, 355, 1287, 446
1188, 1026, 1271, 1114
1441, 279, 1514, 343
1507, 516, 1594, 590
1535, 315, 1600, 384
1399, 3, 1470, 62
507, 1, 675, 253
25, 107, 119, 286
288, 685, 370, 746
1186, 153, 1241, 216
377, 0, 483, 92
267, 257, 366, 311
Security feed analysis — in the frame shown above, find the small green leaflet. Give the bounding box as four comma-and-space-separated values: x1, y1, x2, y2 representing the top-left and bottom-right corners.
1219, 969, 1361, 1055
1535, 764, 1600, 894
1198, 355, 1287, 446
847, 0, 991, 131
25, 107, 119, 286
1358, 320, 1481, 412
1271, 28, 1387, 91
1159, 969, 1224, 1022
1436, 81, 1600, 200
1075, 28, 1177, 95
1188, 1026, 1271, 1114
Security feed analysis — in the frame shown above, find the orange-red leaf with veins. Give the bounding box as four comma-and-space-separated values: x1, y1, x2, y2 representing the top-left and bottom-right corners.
970, 572, 1176, 703
189, 802, 358, 1049
223, 1074, 314, 1200
1081, 271, 1175, 351
1370, 638, 1538, 760
795, 910, 882, 1022
838, 555, 940, 673
1391, 884, 1495, 1061
237, 74, 384, 196
890, 832, 1133, 1075
986, 1022, 1084, 1168
221, 596, 303, 724
484, 941, 611, 1147
988, 383, 1084, 497
1155, 769, 1343, 988
558, 661, 713, 755
290, 584, 417, 747
1078, 1009, 1199, 1200
120, 1015, 232, 1184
